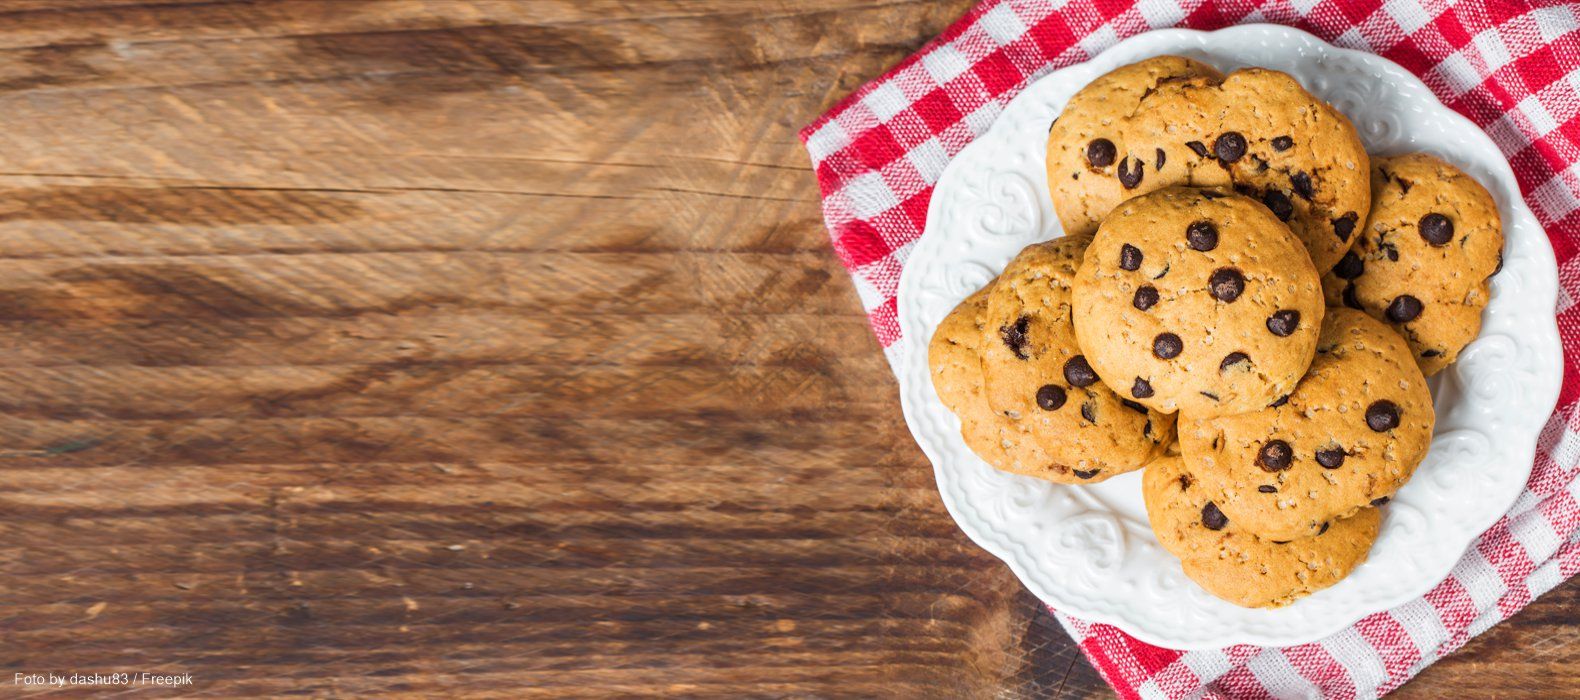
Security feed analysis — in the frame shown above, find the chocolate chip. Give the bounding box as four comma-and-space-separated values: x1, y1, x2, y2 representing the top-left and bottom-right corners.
1201, 502, 1228, 530
1291, 171, 1314, 200
1419, 213, 1453, 245
1086, 138, 1116, 167
1073, 468, 1100, 479
1119, 244, 1142, 271
1397, 177, 1413, 194
1251, 155, 1270, 172
1315, 447, 1346, 469
1381, 241, 1400, 261
1333, 251, 1364, 280
1266, 310, 1300, 337
1131, 377, 1154, 399
1220, 352, 1250, 371
1153, 333, 1183, 359
1269, 394, 1290, 408
1421, 349, 1442, 358
1257, 439, 1293, 471
1272, 540, 1291, 545
1155, 148, 1166, 170
1186, 220, 1218, 251
1333, 212, 1358, 241
1117, 157, 1144, 189
1342, 283, 1363, 310
1133, 285, 1159, 311
1000, 316, 1031, 359
1143, 418, 1153, 436
1271, 135, 1293, 151
1262, 189, 1293, 221
1200, 189, 1225, 200
1080, 400, 1097, 423
1258, 485, 1278, 493
1152, 262, 1170, 280
1209, 267, 1245, 302
1366, 400, 1401, 432
1318, 522, 1331, 536
1178, 474, 1192, 491
1122, 399, 1149, 414
1214, 132, 1247, 162
1186, 140, 1209, 157
1062, 355, 1098, 388
1035, 384, 1067, 411
1371, 496, 1391, 506
1386, 295, 1423, 323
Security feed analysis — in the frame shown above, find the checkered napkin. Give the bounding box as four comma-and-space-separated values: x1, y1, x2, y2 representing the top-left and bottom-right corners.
800, 1, 1580, 697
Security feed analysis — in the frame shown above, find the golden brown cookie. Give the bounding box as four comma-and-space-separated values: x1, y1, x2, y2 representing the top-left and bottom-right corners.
1048, 58, 1370, 272
971, 235, 1174, 482
1322, 153, 1504, 375
928, 284, 1017, 469
1143, 455, 1381, 608
1178, 308, 1433, 541
1072, 187, 1325, 418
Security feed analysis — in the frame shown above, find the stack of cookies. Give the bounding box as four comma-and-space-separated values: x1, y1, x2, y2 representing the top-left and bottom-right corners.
928, 56, 1505, 608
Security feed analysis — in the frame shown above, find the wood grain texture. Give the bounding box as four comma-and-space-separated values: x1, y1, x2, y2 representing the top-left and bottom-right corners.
0, 1, 1567, 697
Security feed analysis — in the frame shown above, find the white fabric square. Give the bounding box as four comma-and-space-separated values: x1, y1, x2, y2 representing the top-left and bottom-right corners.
1530, 168, 1580, 222
1534, 4, 1580, 42
1517, 93, 1560, 136
1078, 24, 1120, 58
1472, 27, 1514, 73
1389, 601, 1448, 659
906, 138, 949, 183
980, 3, 1029, 46
921, 44, 972, 84
1385, 0, 1434, 34
1139, 1, 1186, 28
1432, 52, 1483, 96
841, 171, 901, 219
1508, 509, 1561, 561
862, 82, 909, 122
805, 120, 850, 161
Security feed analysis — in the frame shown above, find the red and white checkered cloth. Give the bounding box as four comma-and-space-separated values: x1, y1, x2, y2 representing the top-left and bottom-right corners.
801, 1, 1580, 697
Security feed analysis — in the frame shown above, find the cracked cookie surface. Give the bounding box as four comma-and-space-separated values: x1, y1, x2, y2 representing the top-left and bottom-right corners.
1143, 455, 1381, 608
1047, 57, 1370, 272
1178, 308, 1433, 541
1072, 187, 1324, 418
1321, 153, 1504, 375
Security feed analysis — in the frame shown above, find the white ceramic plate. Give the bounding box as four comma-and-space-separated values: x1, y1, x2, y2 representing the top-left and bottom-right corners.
896, 24, 1562, 649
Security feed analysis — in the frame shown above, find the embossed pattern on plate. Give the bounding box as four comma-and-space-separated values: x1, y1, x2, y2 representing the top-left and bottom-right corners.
895, 25, 1562, 650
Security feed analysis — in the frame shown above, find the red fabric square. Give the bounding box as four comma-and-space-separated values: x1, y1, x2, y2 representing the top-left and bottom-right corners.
832, 219, 892, 269
851, 123, 907, 169
913, 88, 964, 133
973, 49, 1022, 97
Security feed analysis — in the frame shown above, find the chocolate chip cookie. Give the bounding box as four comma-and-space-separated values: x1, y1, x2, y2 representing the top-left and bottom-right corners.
928, 284, 1017, 470
1321, 153, 1504, 375
1143, 455, 1381, 608
974, 234, 1175, 482
1072, 187, 1325, 417
1178, 308, 1434, 541
1048, 57, 1371, 272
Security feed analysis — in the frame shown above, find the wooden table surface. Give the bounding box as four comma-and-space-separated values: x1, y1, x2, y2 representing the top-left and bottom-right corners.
0, 0, 1572, 697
